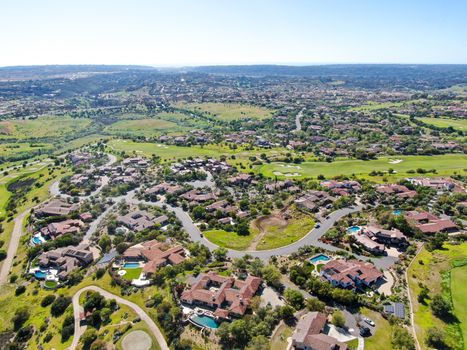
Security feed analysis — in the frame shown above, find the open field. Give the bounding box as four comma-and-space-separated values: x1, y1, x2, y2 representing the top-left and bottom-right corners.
174, 102, 275, 121
104, 118, 185, 136
0, 116, 93, 140
252, 208, 315, 250
0, 142, 53, 157
417, 117, 467, 131
256, 154, 467, 180
203, 229, 259, 251
348, 101, 405, 112
451, 264, 467, 343
156, 111, 212, 130
408, 243, 467, 350
0, 184, 10, 219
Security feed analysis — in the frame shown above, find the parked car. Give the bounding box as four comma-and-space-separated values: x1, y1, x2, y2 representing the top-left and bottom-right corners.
363, 317, 375, 327
360, 326, 371, 337
315, 223, 321, 228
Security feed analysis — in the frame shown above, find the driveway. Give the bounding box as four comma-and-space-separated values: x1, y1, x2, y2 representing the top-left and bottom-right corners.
69, 285, 169, 350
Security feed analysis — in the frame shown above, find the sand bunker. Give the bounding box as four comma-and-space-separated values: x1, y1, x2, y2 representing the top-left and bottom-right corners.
389, 159, 403, 164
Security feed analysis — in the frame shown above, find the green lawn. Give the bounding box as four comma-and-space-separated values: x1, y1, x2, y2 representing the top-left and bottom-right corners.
104, 118, 186, 136
451, 264, 467, 343
256, 154, 467, 180
203, 229, 258, 251
122, 268, 142, 280
174, 102, 275, 121
417, 117, 467, 131
360, 308, 392, 350
408, 243, 467, 350
107, 139, 290, 166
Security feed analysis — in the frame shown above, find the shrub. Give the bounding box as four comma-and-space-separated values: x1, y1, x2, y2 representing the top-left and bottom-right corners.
15, 285, 26, 296
41, 294, 57, 307
12, 307, 30, 331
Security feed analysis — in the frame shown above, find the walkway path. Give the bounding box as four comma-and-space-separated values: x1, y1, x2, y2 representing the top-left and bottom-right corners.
69, 286, 169, 350
0, 209, 29, 285
405, 244, 424, 350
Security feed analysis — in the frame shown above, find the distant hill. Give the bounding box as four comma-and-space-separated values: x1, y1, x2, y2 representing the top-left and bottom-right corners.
187, 64, 467, 78
0, 65, 155, 81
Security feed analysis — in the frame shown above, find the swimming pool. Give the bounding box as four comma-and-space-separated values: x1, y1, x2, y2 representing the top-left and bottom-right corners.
393, 210, 402, 215
190, 314, 220, 329
32, 236, 43, 245
347, 226, 361, 233
123, 262, 141, 269
310, 254, 330, 264
34, 271, 47, 279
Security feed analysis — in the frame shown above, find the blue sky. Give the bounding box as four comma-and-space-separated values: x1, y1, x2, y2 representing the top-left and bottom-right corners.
1, 0, 466, 66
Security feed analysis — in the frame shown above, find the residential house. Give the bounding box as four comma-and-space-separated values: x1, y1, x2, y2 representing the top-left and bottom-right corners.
321, 259, 383, 290
35, 199, 80, 217
117, 210, 168, 232
180, 272, 262, 318
292, 311, 348, 350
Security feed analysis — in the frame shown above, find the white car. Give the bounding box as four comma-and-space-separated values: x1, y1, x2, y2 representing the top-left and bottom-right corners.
363, 317, 375, 327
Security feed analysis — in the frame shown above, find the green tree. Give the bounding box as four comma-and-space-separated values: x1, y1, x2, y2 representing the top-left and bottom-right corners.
12, 307, 30, 331
430, 294, 452, 318
306, 298, 325, 312
98, 234, 111, 253
284, 289, 304, 310
237, 222, 250, 236
261, 265, 282, 288
391, 326, 415, 350
332, 310, 346, 328
213, 247, 228, 261
246, 335, 270, 350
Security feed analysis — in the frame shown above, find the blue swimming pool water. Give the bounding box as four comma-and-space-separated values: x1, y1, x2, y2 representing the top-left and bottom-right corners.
347, 226, 361, 233
32, 236, 43, 244
310, 254, 330, 264
123, 262, 140, 269
393, 210, 402, 215
190, 315, 220, 329
34, 271, 47, 279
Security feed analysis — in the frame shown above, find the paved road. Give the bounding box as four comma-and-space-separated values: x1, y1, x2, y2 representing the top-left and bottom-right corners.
294, 108, 305, 132
69, 286, 169, 350
135, 199, 396, 268
49, 153, 117, 200
0, 210, 29, 285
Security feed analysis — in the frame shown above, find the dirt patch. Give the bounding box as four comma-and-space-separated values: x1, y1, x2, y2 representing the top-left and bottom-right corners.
248, 212, 289, 250
0, 121, 14, 135
121, 330, 152, 350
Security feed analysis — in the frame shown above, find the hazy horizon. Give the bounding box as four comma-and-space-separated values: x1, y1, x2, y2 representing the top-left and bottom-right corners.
1, 0, 466, 66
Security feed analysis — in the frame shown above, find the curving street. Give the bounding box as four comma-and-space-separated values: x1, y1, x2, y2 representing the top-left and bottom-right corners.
69, 285, 169, 350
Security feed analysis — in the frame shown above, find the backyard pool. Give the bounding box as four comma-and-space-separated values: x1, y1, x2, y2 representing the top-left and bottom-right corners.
34, 271, 47, 279
310, 254, 330, 264
123, 262, 141, 269
393, 210, 402, 215
190, 314, 220, 329
347, 226, 361, 233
